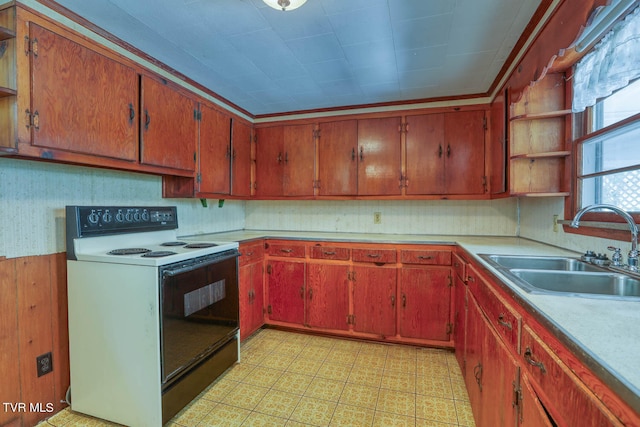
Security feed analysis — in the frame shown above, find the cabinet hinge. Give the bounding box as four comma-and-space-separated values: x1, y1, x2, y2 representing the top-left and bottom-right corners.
346, 314, 355, 325
483, 116, 488, 130
313, 129, 321, 139
266, 264, 272, 274
448, 275, 453, 287
25, 109, 40, 131
398, 122, 408, 134
196, 173, 202, 184
24, 36, 38, 57
482, 176, 488, 192
267, 305, 272, 314
347, 270, 356, 282
194, 109, 202, 121
400, 174, 409, 188
313, 179, 321, 189
446, 323, 453, 336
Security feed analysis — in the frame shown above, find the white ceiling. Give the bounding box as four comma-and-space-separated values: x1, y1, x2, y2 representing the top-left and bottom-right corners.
52, 0, 542, 116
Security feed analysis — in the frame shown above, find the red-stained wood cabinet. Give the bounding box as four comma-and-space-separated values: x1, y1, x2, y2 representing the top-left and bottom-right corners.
255, 124, 315, 197
238, 241, 265, 341
317, 120, 358, 196
398, 266, 452, 341
22, 23, 140, 161
405, 111, 486, 195
266, 259, 305, 325
140, 76, 198, 173
231, 119, 252, 197
306, 263, 350, 331
357, 116, 403, 195
198, 103, 231, 195
351, 264, 397, 337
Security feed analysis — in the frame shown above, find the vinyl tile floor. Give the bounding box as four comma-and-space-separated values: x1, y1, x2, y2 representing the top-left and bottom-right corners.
43, 329, 475, 427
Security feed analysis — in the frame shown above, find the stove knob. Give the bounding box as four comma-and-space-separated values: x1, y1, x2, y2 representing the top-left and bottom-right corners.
102, 211, 113, 223
125, 211, 134, 222
141, 210, 150, 222
133, 210, 141, 222
87, 212, 100, 225
115, 210, 125, 223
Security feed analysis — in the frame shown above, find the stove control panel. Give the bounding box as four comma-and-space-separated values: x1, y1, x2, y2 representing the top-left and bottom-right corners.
66, 205, 178, 237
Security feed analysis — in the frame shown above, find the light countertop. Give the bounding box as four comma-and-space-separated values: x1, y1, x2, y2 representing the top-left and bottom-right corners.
182, 229, 640, 413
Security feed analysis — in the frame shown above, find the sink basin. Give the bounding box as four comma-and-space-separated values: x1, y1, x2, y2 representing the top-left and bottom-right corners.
510, 269, 640, 298
483, 254, 605, 272
479, 254, 640, 300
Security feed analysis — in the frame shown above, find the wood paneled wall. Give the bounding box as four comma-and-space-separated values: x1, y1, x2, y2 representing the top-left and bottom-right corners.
0, 253, 69, 427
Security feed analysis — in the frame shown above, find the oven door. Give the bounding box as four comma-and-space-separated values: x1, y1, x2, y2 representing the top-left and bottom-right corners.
159, 250, 239, 386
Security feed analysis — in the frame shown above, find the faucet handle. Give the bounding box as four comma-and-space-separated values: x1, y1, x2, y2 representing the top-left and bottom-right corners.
607, 246, 623, 266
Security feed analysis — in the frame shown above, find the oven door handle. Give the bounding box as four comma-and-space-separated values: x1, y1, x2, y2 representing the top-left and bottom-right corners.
162, 251, 238, 277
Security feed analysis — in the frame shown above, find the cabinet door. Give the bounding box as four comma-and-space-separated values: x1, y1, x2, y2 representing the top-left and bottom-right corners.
239, 263, 253, 341
283, 124, 315, 196
357, 117, 402, 195
231, 119, 252, 197
255, 126, 284, 196
465, 293, 485, 424
317, 120, 358, 195
481, 310, 519, 427
249, 263, 265, 337
490, 90, 508, 195
140, 76, 197, 172
198, 103, 231, 194
29, 24, 139, 160
399, 266, 451, 341
352, 265, 396, 337
266, 260, 305, 325
453, 273, 467, 376
405, 114, 445, 194
444, 111, 486, 195
306, 263, 349, 331
519, 374, 554, 427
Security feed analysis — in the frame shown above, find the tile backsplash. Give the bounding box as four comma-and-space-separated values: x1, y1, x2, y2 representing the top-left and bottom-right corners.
245, 199, 519, 236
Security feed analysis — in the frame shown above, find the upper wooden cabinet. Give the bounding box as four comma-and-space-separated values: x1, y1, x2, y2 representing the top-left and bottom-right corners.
140, 76, 197, 172
405, 111, 486, 195
255, 123, 315, 197
198, 103, 231, 195
317, 120, 358, 196
489, 90, 508, 196
231, 119, 252, 197
357, 117, 403, 195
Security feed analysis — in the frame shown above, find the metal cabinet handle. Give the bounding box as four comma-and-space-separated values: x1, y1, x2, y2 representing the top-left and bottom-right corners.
323, 251, 336, 256
402, 293, 407, 308
299, 286, 304, 299
417, 255, 433, 260
390, 295, 395, 307
473, 363, 483, 391
277, 152, 282, 163
308, 288, 313, 300
351, 147, 356, 161
524, 347, 546, 374
447, 144, 451, 157
367, 253, 381, 258
284, 152, 288, 164
466, 275, 475, 283
281, 248, 293, 253
144, 109, 151, 131
497, 314, 512, 330
359, 146, 364, 161
128, 103, 135, 125
438, 145, 443, 157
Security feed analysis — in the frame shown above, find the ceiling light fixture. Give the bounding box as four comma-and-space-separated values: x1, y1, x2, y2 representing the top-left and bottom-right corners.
263, 0, 307, 12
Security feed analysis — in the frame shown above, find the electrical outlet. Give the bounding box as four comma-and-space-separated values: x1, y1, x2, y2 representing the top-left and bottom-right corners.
373, 212, 382, 224
553, 214, 559, 232
36, 352, 53, 377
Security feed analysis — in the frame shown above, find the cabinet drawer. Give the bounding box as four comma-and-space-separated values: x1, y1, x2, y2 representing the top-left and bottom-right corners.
352, 248, 396, 264
470, 267, 521, 354
266, 242, 306, 258
452, 252, 467, 281
310, 245, 350, 261
400, 249, 451, 265
239, 241, 264, 266
521, 325, 623, 427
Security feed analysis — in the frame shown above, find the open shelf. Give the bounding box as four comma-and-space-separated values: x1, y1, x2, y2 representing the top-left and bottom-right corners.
510, 151, 571, 159
511, 192, 571, 197
0, 26, 15, 41
0, 87, 16, 97
510, 109, 571, 121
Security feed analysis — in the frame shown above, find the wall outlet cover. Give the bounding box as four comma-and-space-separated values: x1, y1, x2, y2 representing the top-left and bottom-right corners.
36, 352, 53, 377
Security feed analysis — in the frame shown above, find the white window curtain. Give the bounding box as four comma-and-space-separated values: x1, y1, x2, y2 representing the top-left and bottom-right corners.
573, 6, 640, 112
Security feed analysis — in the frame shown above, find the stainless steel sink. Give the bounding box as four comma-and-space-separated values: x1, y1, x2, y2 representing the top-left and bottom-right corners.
479, 254, 640, 300
510, 269, 640, 297
484, 254, 605, 272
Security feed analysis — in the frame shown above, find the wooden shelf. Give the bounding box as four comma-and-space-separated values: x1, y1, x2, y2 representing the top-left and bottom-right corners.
510, 110, 571, 121
510, 151, 571, 159
0, 26, 15, 41
0, 87, 16, 97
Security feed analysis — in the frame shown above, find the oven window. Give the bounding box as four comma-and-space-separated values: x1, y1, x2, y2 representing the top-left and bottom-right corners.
160, 254, 239, 384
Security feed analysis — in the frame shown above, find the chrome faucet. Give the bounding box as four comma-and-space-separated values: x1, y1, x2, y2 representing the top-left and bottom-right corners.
571, 204, 638, 271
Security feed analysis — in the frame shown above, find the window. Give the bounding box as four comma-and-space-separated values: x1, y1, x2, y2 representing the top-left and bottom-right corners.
572, 6, 640, 217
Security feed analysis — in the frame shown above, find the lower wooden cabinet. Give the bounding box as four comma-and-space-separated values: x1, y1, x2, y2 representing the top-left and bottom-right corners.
398, 266, 452, 341
351, 264, 396, 337
306, 263, 350, 331
266, 259, 305, 325
238, 242, 265, 341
